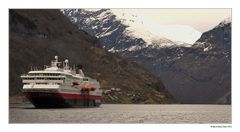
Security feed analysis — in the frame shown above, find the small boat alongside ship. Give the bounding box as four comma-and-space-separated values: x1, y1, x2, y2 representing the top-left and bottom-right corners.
20, 56, 102, 108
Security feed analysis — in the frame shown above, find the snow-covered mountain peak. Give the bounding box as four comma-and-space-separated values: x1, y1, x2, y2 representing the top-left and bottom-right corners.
77, 9, 202, 45
62, 9, 202, 47
109, 9, 202, 45
215, 17, 231, 28
151, 24, 202, 44
110, 9, 144, 25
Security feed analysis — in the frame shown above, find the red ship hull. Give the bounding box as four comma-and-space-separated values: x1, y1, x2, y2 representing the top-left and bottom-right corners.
24, 92, 102, 108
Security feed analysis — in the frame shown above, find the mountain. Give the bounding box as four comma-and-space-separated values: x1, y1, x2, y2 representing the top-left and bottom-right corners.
61, 9, 201, 51
166, 18, 231, 104
9, 9, 175, 104
62, 9, 231, 104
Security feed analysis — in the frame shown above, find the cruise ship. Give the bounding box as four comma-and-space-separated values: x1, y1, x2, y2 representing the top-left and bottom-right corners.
20, 56, 102, 108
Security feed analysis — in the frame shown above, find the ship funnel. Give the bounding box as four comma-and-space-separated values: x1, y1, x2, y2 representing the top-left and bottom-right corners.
51, 55, 60, 67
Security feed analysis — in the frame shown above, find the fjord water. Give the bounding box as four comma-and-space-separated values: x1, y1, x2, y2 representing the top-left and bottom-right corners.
9, 104, 231, 123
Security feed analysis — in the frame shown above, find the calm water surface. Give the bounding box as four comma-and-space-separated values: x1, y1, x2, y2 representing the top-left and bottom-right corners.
9, 104, 231, 123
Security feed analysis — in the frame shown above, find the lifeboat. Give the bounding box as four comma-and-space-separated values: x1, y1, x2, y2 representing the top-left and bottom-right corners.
81, 85, 96, 91
72, 82, 80, 85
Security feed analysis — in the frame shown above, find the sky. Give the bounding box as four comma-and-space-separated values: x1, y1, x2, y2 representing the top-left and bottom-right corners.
133, 9, 231, 32
87, 8, 231, 32
108, 9, 231, 43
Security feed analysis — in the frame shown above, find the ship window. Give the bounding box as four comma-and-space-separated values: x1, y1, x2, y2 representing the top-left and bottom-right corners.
24, 78, 34, 80
45, 78, 63, 80
30, 73, 38, 76
36, 83, 48, 85
46, 73, 60, 76
83, 78, 88, 81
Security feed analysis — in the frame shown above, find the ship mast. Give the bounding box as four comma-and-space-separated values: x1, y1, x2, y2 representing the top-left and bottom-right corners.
64, 59, 69, 70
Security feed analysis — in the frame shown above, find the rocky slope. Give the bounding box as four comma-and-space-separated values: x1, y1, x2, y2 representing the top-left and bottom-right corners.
9, 9, 175, 104
166, 18, 231, 104
62, 9, 231, 104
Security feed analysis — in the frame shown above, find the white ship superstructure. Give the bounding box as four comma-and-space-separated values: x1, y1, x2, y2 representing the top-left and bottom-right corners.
21, 56, 102, 108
